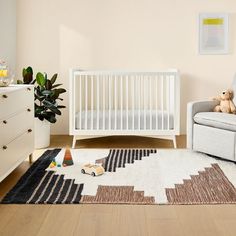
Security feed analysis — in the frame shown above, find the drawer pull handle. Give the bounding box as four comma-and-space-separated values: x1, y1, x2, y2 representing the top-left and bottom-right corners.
3, 145, 7, 150
2, 94, 8, 99
27, 108, 31, 112
3, 120, 7, 124
27, 87, 31, 91
28, 129, 32, 133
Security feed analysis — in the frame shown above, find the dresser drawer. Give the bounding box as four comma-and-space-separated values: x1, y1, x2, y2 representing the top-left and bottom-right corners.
0, 129, 34, 178
0, 108, 34, 146
0, 86, 33, 119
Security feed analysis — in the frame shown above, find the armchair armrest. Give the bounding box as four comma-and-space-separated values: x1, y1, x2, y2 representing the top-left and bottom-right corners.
187, 100, 219, 149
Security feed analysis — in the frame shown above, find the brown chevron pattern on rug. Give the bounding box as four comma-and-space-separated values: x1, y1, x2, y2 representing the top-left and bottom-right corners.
81, 185, 155, 204
166, 163, 236, 204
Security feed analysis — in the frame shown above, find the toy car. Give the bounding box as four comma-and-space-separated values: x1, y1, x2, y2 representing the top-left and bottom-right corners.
81, 164, 105, 176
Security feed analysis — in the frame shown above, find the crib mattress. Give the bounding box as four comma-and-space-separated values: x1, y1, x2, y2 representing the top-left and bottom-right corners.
75, 110, 174, 130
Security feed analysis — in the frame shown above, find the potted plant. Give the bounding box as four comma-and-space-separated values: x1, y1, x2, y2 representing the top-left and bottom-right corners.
17, 67, 66, 148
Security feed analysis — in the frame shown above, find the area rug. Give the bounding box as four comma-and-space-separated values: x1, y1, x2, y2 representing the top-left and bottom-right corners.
1, 148, 236, 205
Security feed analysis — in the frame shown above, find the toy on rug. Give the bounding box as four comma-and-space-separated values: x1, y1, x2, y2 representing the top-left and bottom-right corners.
81, 164, 105, 177
49, 158, 57, 168
62, 148, 74, 167
213, 89, 236, 114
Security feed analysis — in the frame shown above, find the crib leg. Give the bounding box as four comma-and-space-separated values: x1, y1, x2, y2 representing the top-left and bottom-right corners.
172, 136, 177, 148
72, 136, 77, 149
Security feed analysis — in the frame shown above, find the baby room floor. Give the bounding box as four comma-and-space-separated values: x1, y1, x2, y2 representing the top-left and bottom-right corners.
0, 135, 236, 236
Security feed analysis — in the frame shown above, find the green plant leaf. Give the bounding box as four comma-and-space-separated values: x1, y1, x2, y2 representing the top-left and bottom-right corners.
51, 74, 57, 84
26, 66, 33, 74
44, 112, 57, 123
42, 90, 53, 96
45, 116, 57, 123
22, 66, 33, 84
57, 105, 66, 109
22, 68, 27, 78
43, 100, 62, 115
35, 106, 45, 114
35, 93, 44, 101
51, 83, 62, 89
36, 72, 46, 86
51, 90, 60, 99
23, 73, 33, 84
56, 88, 66, 94
45, 80, 52, 90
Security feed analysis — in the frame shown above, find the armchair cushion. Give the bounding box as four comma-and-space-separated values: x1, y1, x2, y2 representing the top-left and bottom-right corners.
187, 100, 219, 149
194, 112, 236, 132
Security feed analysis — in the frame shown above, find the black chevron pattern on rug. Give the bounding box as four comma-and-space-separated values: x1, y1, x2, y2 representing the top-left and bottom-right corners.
104, 149, 157, 172
1, 149, 83, 204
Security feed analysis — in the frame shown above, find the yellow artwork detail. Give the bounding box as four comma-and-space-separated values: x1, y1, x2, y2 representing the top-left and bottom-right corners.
0, 70, 8, 77
203, 18, 224, 25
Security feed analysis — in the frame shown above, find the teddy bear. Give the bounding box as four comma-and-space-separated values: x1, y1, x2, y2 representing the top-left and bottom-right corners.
213, 89, 236, 114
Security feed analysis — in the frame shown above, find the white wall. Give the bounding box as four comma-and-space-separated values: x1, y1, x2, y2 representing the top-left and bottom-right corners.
0, 0, 16, 71
16, 0, 236, 134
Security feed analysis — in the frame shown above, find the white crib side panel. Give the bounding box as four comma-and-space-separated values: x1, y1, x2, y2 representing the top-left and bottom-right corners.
71, 70, 180, 136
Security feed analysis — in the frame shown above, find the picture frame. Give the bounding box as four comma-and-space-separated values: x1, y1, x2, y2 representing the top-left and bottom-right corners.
199, 13, 229, 55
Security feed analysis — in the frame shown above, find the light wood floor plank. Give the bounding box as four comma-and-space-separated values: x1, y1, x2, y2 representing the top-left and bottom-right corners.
146, 219, 185, 236
175, 205, 222, 236
0, 205, 18, 233
214, 219, 236, 236
73, 204, 114, 236
37, 205, 81, 236
0, 205, 50, 236
111, 205, 148, 236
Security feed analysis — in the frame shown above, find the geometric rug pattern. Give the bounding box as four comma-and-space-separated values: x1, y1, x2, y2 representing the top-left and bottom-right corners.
166, 163, 236, 204
1, 148, 236, 204
97, 149, 157, 172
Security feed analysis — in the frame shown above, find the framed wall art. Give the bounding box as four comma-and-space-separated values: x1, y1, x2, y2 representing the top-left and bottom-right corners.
199, 13, 229, 55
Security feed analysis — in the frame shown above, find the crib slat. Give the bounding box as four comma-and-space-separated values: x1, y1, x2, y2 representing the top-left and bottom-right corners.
143, 75, 146, 130
85, 75, 88, 130
155, 75, 158, 130
103, 75, 105, 130
161, 74, 164, 130
91, 75, 94, 130
79, 75, 82, 130
149, 76, 152, 130
97, 75, 100, 130
167, 75, 170, 130
114, 75, 117, 130
132, 76, 135, 130
126, 75, 129, 130
109, 75, 111, 130
138, 76, 141, 130
121, 75, 123, 130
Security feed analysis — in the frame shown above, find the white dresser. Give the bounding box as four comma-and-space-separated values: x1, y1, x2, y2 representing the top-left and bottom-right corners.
0, 85, 34, 182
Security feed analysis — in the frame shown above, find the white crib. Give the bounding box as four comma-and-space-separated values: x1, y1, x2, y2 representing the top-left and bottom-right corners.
69, 70, 180, 148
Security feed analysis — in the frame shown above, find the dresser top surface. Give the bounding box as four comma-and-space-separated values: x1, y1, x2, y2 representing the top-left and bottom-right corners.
0, 85, 34, 94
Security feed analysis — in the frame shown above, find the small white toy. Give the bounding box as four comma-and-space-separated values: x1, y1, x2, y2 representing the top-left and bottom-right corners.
81, 164, 105, 177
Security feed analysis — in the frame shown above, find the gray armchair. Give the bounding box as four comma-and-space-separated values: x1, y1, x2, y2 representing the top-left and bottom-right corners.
187, 78, 236, 162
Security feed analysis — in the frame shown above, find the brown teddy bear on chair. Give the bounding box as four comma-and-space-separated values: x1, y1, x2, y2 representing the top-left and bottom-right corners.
213, 89, 236, 114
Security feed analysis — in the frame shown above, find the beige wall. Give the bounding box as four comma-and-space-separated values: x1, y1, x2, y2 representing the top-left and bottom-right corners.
0, 0, 16, 71
16, 0, 236, 134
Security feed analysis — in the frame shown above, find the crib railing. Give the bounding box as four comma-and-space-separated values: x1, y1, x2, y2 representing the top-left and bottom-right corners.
69, 70, 180, 137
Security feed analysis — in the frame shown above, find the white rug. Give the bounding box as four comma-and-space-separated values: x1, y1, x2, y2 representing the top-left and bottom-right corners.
46, 149, 236, 204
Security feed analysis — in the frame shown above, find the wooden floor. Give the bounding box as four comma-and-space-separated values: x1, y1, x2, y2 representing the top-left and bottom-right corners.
0, 135, 236, 236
